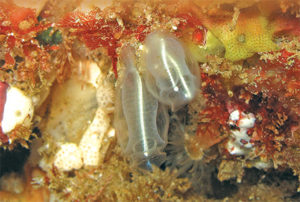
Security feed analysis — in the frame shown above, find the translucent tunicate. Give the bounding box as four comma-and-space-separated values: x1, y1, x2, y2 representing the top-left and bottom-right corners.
114, 46, 167, 170
156, 104, 169, 143
142, 31, 199, 111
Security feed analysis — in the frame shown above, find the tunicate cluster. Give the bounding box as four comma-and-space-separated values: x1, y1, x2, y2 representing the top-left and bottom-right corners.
115, 31, 200, 170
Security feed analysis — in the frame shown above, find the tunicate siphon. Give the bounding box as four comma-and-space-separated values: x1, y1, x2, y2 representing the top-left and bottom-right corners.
142, 31, 199, 111
114, 46, 167, 170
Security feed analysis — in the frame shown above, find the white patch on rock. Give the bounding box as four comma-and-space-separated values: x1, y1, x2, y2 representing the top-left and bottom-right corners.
79, 108, 110, 167
2, 87, 34, 133
227, 110, 256, 156
229, 109, 240, 121
54, 143, 83, 172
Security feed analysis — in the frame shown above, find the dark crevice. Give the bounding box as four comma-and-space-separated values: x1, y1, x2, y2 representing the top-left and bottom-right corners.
0, 144, 30, 178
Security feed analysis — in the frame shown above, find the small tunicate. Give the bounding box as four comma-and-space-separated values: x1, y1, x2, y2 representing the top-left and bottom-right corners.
115, 46, 166, 170
142, 31, 199, 111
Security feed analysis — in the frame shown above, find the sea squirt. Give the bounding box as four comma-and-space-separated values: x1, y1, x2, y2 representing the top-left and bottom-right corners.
115, 46, 166, 170
143, 31, 199, 111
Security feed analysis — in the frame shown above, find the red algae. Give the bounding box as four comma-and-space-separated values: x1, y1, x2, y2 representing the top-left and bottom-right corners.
175, 13, 207, 44
58, 8, 207, 78
243, 49, 300, 160
58, 8, 153, 78
247, 50, 300, 115
0, 2, 37, 34
0, 2, 52, 84
272, 15, 300, 36
191, 47, 299, 167
58, 9, 123, 78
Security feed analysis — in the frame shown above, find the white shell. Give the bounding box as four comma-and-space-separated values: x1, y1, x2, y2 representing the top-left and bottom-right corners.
2, 87, 34, 133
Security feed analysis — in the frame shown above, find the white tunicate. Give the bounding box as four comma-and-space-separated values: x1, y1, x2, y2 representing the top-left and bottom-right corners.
143, 31, 199, 111
115, 46, 166, 170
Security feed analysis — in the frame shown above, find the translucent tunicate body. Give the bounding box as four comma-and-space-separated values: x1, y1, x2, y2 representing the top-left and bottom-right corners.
114, 46, 167, 170
142, 31, 199, 111
156, 104, 169, 143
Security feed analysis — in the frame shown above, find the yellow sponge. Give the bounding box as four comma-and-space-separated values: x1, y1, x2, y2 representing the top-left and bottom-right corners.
203, 10, 278, 61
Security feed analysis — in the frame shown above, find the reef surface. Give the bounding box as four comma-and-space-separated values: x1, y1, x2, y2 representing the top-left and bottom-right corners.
0, 0, 299, 201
